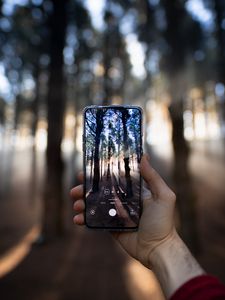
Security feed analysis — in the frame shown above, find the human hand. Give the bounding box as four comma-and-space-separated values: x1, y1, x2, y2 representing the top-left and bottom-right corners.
70, 154, 176, 269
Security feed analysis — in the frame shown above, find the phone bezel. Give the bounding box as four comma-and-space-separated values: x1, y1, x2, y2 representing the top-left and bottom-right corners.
83, 105, 143, 231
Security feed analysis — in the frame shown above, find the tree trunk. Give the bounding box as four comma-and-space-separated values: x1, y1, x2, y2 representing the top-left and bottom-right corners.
107, 135, 112, 179
118, 120, 121, 184
214, 0, 225, 123
92, 110, 104, 192
31, 68, 41, 144
169, 100, 199, 254
122, 109, 133, 197
43, 0, 67, 238
214, 0, 225, 84
14, 95, 22, 131
90, 148, 94, 183
102, 26, 112, 105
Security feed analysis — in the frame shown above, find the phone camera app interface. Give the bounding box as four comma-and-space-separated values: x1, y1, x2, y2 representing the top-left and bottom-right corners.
84, 107, 142, 229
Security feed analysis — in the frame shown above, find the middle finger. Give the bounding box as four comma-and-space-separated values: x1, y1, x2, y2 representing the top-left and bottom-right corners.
73, 199, 85, 213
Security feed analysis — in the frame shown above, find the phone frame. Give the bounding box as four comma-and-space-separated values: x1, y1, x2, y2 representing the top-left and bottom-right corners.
83, 105, 143, 231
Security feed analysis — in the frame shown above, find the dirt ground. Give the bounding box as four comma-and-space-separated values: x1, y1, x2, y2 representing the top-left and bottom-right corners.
0, 140, 225, 299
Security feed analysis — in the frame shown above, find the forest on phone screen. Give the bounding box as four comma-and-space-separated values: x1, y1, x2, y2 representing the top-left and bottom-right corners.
85, 107, 141, 227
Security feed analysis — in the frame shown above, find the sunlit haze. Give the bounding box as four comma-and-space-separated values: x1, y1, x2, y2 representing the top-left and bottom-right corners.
126, 34, 146, 78
84, 0, 105, 30
0, 64, 10, 98
186, 0, 214, 29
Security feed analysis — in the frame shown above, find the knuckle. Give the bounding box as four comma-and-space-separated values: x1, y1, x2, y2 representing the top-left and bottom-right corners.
168, 190, 176, 203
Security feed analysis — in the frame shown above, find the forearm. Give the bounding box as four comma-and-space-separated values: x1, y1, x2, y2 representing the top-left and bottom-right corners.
149, 230, 205, 298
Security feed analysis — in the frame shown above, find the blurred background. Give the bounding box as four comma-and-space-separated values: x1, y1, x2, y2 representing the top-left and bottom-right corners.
0, 0, 225, 299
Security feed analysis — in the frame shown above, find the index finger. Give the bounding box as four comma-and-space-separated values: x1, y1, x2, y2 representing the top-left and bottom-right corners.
77, 172, 84, 184
70, 184, 84, 200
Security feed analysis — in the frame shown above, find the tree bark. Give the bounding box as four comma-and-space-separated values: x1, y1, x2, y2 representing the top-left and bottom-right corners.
92, 110, 104, 192
43, 0, 68, 238
31, 68, 41, 143
122, 109, 133, 197
169, 101, 199, 254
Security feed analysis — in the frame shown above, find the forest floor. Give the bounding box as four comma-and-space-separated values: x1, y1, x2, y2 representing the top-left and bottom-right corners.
0, 139, 225, 299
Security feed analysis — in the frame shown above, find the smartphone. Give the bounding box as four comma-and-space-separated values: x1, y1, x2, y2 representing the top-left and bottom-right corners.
83, 105, 143, 230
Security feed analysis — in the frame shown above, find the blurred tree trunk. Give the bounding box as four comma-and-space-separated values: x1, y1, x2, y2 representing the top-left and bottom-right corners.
161, 0, 200, 253
0, 98, 6, 127
169, 100, 199, 253
70, 58, 81, 186
14, 95, 22, 131
31, 68, 41, 141
214, 0, 225, 84
43, 0, 67, 238
102, 4, 129, 105
102, 10, 113, 105
214, 0, 225, 122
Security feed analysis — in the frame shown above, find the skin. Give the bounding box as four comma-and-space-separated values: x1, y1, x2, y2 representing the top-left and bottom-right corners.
70, 154, 204, 298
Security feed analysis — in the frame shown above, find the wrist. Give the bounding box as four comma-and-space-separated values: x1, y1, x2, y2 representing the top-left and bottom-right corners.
148, 229, 205, 298
147, 228, 178, 268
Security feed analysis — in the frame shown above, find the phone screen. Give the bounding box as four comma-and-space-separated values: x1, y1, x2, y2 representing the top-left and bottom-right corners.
83, 106, 142, 230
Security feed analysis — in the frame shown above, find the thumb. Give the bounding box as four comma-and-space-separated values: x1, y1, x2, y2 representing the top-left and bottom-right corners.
140, 154, 170, 198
